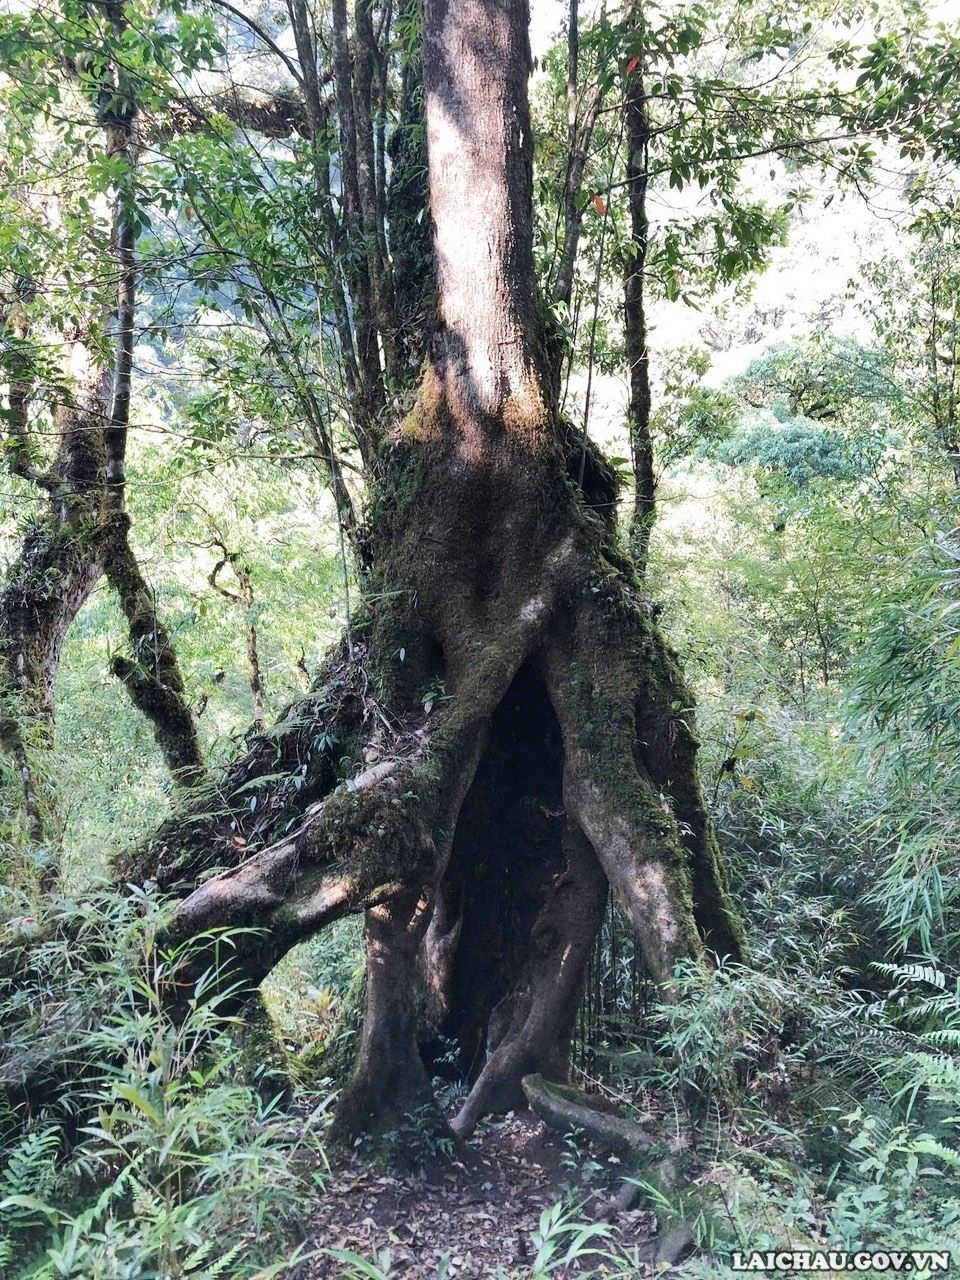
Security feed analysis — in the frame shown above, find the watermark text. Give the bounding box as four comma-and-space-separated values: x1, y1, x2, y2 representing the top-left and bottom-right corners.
731, 1251, 951, 1273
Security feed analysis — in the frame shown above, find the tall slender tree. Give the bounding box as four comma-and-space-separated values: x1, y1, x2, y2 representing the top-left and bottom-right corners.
0, 0, 203, 876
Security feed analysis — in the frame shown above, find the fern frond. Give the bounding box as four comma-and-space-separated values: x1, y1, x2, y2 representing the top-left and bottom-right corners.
188, 1239, 246, 1277
874, 962, 948, 990
923, 1029, 960, 1049
912, 1134, 960, 1169
0, 1126, 61, 1221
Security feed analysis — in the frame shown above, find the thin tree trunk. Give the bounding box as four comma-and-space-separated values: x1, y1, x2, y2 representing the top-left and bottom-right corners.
550, 0, 604, 321
624, 43, 656, 574
332, 0, 386, 423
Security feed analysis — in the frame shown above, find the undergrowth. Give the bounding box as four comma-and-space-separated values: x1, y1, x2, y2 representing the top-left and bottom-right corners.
0, 886, 326, 1279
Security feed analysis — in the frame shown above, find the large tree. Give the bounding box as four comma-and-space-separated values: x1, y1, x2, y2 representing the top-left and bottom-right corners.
0, 0, 747, 1142
111, 0, 743, 1140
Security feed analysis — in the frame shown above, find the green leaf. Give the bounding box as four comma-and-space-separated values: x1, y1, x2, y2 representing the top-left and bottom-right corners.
112, 1081, 163, 1124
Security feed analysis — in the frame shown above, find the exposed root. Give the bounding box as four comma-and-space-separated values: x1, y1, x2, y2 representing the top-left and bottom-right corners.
118, 639, 376, 888
520, 1073, 656, 1163
544, 637, 701, 987
332, 894, 452, 1143
168, 754, 439, 985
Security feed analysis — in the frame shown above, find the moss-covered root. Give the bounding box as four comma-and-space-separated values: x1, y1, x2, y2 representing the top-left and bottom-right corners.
166, 758, 437, 986
633, 630, 745, 962
542, 571, 747, 976
163, 675, 499, 993
451, 822, 607, 1138
520, 1073, 655, 1162
117, 636, 368, 890
544, 643, 701, 985
331, 894, 452, 1146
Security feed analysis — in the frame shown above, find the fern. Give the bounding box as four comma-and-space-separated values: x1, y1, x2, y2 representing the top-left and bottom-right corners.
0, 1126, 61, 1227
911, 1135, 960, 1168
895, 1052, 960, 1098
874, 962, 948, 990
183, 1238, 246, 1277
925, 1029, 960, 1049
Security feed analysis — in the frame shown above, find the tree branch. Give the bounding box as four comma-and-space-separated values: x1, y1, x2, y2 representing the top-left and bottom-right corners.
207, 0, 307, 87
105, 516, 205, 789
156, 84, 318, 141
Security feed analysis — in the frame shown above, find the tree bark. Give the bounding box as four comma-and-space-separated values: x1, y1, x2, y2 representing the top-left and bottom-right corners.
0, 359, 113, 861
451, 820, 607, 1135
104, 518, 205, 787
521, 1073, 655, 1161
624, 43, 656, 574
332, 893, 440, 1140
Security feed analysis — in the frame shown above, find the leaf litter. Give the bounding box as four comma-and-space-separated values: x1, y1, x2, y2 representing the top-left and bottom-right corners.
302, 1110, 660, 1278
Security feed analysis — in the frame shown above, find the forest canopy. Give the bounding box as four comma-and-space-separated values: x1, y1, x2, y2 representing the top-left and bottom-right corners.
2, 0, 960, 1275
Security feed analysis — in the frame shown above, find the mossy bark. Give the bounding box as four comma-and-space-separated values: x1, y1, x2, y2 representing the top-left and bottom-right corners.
103, 515, 204, 788
0, 460, 203, 868
331, 894, 440, 1141
0, 379, 113, 862
0, 512, 105, 859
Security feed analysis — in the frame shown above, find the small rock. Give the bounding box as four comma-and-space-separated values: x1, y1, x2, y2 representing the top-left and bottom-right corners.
614, 1179, 643, 1212
656, 1224, 695, 1266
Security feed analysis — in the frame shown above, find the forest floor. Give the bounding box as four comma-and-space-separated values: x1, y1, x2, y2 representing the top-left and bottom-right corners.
303, 1110, 667, 1278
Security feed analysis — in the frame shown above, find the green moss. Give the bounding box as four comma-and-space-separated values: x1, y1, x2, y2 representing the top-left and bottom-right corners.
398, 363, 445, 445
301, 776, 434, 898
364, 441, 427, 546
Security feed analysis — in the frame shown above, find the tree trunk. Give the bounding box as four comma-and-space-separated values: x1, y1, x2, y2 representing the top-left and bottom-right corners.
137, 0, 743, 1142
0, 365, 112, 863
0, 33, 203, 853
624, 44, 656, 574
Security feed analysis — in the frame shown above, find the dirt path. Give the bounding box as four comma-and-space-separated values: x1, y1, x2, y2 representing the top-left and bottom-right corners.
302, 1111, 661, 1278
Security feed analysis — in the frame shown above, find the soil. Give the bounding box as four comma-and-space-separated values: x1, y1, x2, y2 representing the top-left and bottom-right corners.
302, 1109, 662, 1278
